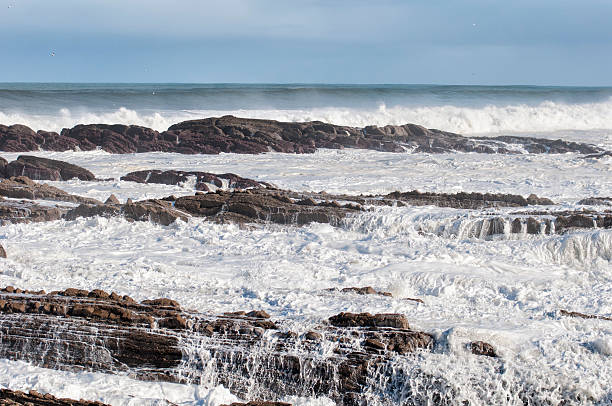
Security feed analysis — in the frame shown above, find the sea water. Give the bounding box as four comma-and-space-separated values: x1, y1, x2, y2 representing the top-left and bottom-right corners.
0, 84, 610, 405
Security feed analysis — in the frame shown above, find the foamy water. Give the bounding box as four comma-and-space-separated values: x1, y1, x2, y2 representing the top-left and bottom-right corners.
0, 148, 610, 405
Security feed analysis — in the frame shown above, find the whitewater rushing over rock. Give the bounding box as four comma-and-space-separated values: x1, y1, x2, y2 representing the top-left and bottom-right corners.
0, 84, 611, 405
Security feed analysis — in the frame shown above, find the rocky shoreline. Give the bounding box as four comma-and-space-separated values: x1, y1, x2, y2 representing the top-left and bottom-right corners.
0, 286, 483, 405
1, 152, 610, 405
1, 116, 606, 155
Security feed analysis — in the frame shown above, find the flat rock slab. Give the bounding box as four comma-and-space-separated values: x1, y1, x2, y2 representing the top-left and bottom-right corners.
1, 116, 605, 155
0, 288, 435, 405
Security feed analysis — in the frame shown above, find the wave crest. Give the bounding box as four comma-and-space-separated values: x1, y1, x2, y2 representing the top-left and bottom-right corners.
2, 100, 612, 138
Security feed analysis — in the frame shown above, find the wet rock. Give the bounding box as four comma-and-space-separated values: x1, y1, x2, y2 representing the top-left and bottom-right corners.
0, 388, 109, 405
121, 169, 271, 191
0, 176, 99, 204
60, 124, 168, 153
560, 309, 612, 322
2, 117, 604, 155
0, 243, 5, 258
173, 189, 359, 226
328, 312, 410, 329
246, 310, 271, 319
526, 194, 554, 206
141, 298, 181, 309
385, 190, 535, 209
65, 199, 188, 226
340, 286, 393, 297
0, 197, 65, 224
221, 403, 292, 406
104, 194, 120, 205
470, 341, 498, 357
0, 288, 435, 405
578, 197, 612, 206
0, 156, 7, 177
4, 155, 95, 181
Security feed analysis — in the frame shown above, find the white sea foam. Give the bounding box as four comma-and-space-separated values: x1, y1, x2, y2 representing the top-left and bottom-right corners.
2, 99, 612, 147
0, 148, 610, 404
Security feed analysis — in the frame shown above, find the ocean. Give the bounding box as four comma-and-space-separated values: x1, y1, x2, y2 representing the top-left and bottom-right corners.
2, 83, 612, 145
0, 84, 611, 405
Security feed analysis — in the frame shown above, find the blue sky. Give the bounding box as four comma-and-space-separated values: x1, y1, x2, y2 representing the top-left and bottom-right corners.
1, 0, 611, 84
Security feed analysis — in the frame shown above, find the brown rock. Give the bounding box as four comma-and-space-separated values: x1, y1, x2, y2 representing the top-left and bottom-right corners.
328, 312, 410, 329
470, 341, 498, 357
0, 243, 5, 258
104, 194, 120, 205
5, 155, 95, 181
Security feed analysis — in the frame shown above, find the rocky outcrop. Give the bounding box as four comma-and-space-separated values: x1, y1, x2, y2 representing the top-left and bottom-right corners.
578, 197, 612, 206
559, 309, 612, 322
65, 199, 188, 226
469, 341, 498, 357
0, 243, 5, 258
1, 117, 604, 155
0, 176, 99, 204
173, 189, 361, 226
0, 125, 78, 152
3, 155, 95, 181
0, 389, 108, 406
0, 197, 65, 224
0, 288, 436, 405
121, 169, 271, 191
338, 287, 393, 297
384, 190, 554, 209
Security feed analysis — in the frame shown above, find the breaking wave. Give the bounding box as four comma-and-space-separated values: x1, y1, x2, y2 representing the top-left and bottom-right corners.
2, 99, 612, 138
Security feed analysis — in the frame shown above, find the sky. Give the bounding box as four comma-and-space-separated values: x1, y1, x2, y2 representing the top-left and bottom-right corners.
1, 0, 611, 85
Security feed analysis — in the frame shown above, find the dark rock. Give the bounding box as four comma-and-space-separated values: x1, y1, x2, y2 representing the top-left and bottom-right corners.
141, 298, 181, 309
470, 341, 498, 357
173, 189, 359, 226
104, 194, 120, 205
328, 312, 410, 329
0, 176, 100, 204
559, 309, 612, 322
0, 156, 7, 177
0, 288, 434, 405
0, 244, 5, 258
65, 199, 188, 226
221, 403, 292, 406
0, 388, 109, 405
246, 310, 271, 319
526, 194, 554, 206
121, 169, 270, 191
340, 286, 393, 297
0, 197, 65, 224
2, 117, 604, 156
5, 155, 95, 181
578, 197, 612, 206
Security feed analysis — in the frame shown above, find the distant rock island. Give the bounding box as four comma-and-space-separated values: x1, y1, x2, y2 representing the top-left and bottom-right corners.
0, 116, 605, 155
